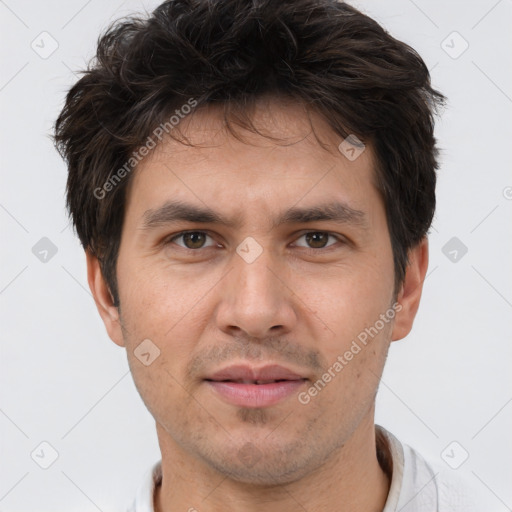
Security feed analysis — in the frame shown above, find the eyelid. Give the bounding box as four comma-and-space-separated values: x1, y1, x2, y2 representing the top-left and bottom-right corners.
292, 232, 343, 250
165, 230, 346, 251
166, 230, 218, 249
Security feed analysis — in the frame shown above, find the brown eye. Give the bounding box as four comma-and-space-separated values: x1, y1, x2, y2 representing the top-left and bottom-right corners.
304, 232, 330, 249
292, 231, 344, 251
182, 232, 206, 249
169, 231, 216, 250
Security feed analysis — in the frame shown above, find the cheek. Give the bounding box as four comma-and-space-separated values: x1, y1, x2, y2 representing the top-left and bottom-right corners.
116, 255, 214, 338
126, 351, 186, 432
116, 258, 222, 404
303, 319, 392, 422
298, 261, 394, 335
293, 262, 395, 404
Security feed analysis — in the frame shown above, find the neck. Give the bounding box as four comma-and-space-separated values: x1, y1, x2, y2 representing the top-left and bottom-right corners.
154, 415, 390, 512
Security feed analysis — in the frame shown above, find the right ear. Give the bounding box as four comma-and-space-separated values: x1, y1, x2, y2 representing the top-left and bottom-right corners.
86, 250, 125, 347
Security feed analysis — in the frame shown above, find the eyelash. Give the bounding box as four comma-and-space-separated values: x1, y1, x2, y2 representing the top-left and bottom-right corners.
164, 230, 345, 253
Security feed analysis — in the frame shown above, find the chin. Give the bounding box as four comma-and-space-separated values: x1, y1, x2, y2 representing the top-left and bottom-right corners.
198, 440, 321, 487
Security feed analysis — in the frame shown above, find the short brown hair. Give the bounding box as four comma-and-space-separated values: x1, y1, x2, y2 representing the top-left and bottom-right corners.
54, 0, 445, 306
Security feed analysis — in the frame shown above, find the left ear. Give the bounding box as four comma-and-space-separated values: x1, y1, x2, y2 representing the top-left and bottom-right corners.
391, 237, 429, 342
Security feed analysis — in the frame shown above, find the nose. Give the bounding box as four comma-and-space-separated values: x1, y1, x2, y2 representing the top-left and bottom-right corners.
214, 245, 297, 340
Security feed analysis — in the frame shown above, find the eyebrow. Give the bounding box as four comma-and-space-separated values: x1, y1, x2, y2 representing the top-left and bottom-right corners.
141, 199, 367, 231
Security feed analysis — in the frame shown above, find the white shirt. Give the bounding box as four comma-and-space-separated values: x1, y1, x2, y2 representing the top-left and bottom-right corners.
127, 426, 487, 511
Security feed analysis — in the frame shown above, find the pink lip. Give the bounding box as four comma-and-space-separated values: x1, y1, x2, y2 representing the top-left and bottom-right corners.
207, 380, 306, 408
207, 364, 305, 382
205, 364, 307, 408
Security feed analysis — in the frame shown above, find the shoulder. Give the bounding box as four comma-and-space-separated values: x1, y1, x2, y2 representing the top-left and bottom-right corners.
402, 443, 487, 512
378, 426, 490, 512
126, 460, 162, 512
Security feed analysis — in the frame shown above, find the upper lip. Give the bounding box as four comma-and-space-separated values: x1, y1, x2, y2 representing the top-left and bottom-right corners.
206, 364, 306, 383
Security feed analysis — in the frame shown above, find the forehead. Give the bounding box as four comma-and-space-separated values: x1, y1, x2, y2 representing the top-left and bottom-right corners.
125, 98, 380, 225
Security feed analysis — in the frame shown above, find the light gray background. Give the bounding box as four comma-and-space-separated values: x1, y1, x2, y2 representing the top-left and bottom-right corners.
1, 0, 511, 510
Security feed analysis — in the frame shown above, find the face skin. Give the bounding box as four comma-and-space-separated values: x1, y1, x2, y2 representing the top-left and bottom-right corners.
87, 97, 428, 512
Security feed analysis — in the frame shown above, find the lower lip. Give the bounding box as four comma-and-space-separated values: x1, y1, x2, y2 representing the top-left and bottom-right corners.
206, 380, 306, 408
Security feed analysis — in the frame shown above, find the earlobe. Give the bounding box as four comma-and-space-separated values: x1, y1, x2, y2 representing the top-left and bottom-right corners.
391, 237, 429, 342
86, 250, 125, 347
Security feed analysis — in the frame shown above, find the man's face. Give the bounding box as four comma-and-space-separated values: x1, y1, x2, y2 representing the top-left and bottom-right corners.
107, 100, 400, 484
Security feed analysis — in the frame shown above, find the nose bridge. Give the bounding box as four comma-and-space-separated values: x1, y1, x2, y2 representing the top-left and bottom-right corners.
216, 237, 296, 338
233, 239, 282, 308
